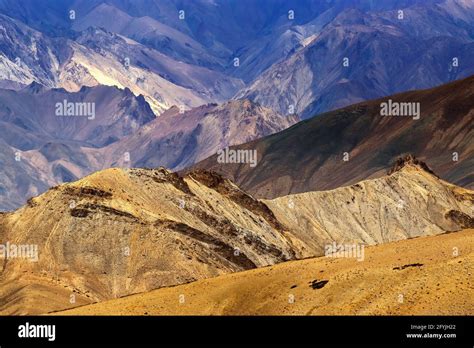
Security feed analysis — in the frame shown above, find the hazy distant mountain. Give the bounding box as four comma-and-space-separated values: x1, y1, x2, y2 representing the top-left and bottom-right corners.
0, 13, 243, 115
2, 0, 474, 117
0, 83, 155, 210
1, 0, 450, 83
237, 1, 474, 118
0, 89, 296, 211
102, 99, 298, 171
0, 83, 155, 147
68, 27, 244, 114
195, 74, 474, 198
0, 14, 70, 89
70, 3, 225, 70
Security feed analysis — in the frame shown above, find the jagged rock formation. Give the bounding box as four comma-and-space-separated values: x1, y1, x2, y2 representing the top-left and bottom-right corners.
387, 154, 437, 177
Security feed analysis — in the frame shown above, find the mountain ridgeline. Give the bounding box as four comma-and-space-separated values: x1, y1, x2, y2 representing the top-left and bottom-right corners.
0, 86, 296, 211
0, 158, 472, 314
194, 74, 474, 198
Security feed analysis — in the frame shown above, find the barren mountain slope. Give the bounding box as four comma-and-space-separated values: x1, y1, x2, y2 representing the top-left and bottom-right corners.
66, 28, 243, 114
103, 99, 299, 171
196, 74, 474, 198
268, 158, 474, 257
0, 159, 472, 315
0, 167, 297, 315
57, 228, 474, 316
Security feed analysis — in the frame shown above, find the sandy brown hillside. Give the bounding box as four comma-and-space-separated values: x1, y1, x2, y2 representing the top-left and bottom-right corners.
194, 75, 474, 198
57, 229, 474, 316
267, 156, 474, 257
0, 167, 296, 315
0, 158, 472, 315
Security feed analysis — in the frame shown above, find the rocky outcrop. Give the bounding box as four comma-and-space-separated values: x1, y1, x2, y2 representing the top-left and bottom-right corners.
387, 155, 437, 177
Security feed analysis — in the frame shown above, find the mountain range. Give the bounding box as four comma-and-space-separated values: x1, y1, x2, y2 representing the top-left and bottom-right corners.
238, 1, 474, 118
1, 0, 474, 116
0, 0, 472, 317
0, 157, 472, 314
195, 74, 474, 198
0, 0, 474, 210
0, 12, 243, 115
0, 81, 296, 210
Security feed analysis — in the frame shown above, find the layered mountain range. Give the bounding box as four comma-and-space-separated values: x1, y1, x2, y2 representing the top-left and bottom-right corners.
0, 81, 296, 210
0, 1, 472, 213
0, 13, 242, 114
0, 0, 472, 316
195, 74, 474, 198
0, 157, 472, 314
1, 0, 474, 116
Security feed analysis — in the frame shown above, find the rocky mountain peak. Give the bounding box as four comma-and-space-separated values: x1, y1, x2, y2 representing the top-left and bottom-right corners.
23, 81, 47, 94
387, 154, 438, 177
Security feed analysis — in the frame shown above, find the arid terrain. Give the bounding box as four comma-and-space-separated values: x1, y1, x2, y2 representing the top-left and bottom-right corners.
57, 228, 474, 315
0, 0, 473, 325
195, 75, 474, 198
0, 156, 472, 315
